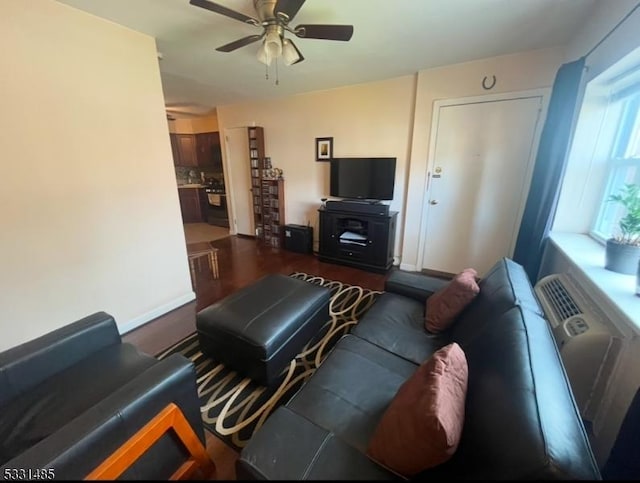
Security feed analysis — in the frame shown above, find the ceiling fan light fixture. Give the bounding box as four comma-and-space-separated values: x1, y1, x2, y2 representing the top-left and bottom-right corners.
256, 41, 272, 65
282, 38, 301, 66
264, 31, 282, 58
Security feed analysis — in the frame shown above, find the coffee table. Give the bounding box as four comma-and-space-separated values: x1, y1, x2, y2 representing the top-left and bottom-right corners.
186, 242, 219, 289
196, 274, 331, 386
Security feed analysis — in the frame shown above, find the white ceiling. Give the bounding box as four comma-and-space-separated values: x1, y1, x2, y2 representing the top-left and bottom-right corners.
57, 0, 596, 114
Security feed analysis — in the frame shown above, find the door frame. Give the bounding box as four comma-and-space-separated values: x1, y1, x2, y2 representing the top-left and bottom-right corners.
222, 126, 252, 236
415, 88, 550, 272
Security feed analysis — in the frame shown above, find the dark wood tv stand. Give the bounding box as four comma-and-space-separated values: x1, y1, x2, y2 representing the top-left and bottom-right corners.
318, 206, 397, 273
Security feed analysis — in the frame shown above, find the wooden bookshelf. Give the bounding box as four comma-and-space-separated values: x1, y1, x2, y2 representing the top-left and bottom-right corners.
261, 178, 285, 248
247, 126, 285, 245
248, 127, 265, 238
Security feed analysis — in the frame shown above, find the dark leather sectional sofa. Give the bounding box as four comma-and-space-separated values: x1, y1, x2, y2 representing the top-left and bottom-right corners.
237, 258, 602, 480
0, 312, 204, 479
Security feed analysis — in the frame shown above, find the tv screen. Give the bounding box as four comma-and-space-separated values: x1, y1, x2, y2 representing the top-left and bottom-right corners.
329, 157, 396, 200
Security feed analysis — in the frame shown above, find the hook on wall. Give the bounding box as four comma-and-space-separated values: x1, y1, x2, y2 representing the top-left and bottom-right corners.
482, 75, 496, 90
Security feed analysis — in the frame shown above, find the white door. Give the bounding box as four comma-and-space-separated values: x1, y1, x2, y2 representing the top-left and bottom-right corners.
420, 95, 543, 275
225, 127, 254, 236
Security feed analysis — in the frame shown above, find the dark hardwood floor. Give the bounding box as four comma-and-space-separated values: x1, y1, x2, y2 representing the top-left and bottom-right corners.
191, 235, 388, 312
188, 235, 390, 479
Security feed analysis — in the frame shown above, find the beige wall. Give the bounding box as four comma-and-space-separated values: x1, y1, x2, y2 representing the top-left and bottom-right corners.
400, 47, 564, 270
190, 114, 219, 133
217, 76, 417, 256
0, 0, 193, 350
216, 48, 563, 266
168, 113, 219, 134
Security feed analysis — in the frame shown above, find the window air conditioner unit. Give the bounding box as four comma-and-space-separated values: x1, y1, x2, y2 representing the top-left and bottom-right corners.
534, 273, 623, 428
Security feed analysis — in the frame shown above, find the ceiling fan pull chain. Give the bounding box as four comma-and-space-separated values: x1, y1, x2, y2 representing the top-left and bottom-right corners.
265, 63, 269, 81
275, 58, 279, 86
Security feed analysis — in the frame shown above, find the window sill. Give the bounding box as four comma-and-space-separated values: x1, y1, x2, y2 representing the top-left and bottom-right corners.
547, 232, 640, 335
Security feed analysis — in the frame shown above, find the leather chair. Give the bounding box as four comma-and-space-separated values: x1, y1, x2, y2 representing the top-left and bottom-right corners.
0, 312, 205, 480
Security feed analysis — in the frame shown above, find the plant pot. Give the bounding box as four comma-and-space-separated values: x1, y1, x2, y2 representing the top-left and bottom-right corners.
605, 239, 640, 275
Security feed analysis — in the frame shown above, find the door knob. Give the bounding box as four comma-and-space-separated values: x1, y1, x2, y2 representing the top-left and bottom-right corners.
429, 200, 439, 205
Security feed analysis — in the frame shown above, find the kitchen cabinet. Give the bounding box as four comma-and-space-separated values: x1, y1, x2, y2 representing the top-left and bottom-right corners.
176, 134, 198, 167
178, 188, 204, 223
170, 132, 223, 169
210, 132, 223, 171
170, 133, 181, 166
196, 132, 223, 170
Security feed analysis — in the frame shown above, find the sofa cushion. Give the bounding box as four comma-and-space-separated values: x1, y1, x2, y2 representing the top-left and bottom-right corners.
417, 306, 599, 480
425, 269, 479, 333
286, 334, 417, 452
238, 406, 397, 481
351, 293, 450, 365
367, 343, 468, 477
451, 258, 544, 346
0, 343, 156, 465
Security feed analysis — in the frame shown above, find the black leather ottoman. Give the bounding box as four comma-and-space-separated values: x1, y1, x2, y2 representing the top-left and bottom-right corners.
196, 274, 331, 386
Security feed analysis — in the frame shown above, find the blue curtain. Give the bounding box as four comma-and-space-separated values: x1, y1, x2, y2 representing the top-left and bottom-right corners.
513, 57, 586, 281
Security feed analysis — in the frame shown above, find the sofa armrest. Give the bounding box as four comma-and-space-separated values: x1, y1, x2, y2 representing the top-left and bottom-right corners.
0, 312, 121, 405
385, 270, 449, 303
238, 406, 398, 480
0, 353, 203, 480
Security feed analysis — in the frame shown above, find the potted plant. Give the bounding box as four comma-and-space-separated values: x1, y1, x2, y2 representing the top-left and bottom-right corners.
605, 183, 640, 275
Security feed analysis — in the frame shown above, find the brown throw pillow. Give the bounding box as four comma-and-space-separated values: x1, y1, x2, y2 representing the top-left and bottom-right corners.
367, 343, 468, 477
425, 268, 479, 333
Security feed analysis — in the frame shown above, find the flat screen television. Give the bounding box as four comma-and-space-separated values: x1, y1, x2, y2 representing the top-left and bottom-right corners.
329, 157, 396, 201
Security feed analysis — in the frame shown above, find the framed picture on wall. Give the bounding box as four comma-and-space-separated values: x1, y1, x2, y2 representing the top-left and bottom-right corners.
316, 137, 333, 161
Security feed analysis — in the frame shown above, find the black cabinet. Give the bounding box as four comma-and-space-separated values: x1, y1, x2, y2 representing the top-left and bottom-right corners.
318, 207, 397, 273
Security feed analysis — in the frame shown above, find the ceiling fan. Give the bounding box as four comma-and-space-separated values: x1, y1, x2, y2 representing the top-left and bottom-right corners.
189, 0, 354, 66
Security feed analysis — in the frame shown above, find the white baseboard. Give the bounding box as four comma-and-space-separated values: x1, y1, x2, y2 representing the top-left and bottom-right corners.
118, 291, 196, 334
400, 262, 418, 272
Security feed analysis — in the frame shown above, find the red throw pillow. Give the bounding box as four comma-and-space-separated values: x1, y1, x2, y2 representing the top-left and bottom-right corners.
425, 268, 479, 333
367, 343, 468, 477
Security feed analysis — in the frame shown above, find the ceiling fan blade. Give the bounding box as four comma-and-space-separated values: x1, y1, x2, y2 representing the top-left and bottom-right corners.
287, 38, 305, 64
274, 0, 306, 23
294, 24, 354, 41
189, 0, 259, 26
216, 34, 264, 52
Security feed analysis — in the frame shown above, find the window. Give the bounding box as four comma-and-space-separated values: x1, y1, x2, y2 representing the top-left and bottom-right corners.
592, 91, 640, 241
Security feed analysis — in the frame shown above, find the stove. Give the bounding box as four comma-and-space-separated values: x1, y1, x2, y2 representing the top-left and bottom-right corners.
205, 188, 226, 194
204, 187, 229, 227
